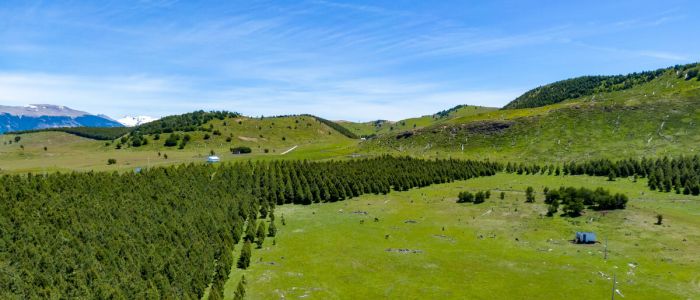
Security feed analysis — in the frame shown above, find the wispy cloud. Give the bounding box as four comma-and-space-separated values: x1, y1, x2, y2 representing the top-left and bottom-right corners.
0, 72, 521, 121
572, 42, 689, 61
0, 1, 697, 121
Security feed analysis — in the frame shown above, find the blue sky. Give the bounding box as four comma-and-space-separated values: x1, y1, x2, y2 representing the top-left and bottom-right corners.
0, 0, 698, 121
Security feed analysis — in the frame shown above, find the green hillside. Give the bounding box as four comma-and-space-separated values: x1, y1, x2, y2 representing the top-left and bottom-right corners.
0, 115, 358, 173
341, 105, 498, 138
503, 63, 699, 109
361, 66, 700, 162
3, 64, 700, 171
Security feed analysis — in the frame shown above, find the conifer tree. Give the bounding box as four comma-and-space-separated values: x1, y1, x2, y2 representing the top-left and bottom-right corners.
237, 240, 252, 269
255, 222, 266, 248
244, 222, 256, 242
268, 221, 277, 237
525, 186, 535, 203
233, 276, 246, 300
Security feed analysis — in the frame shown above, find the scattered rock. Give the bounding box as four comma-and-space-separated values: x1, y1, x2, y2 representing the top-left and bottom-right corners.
385, 248, 423, 254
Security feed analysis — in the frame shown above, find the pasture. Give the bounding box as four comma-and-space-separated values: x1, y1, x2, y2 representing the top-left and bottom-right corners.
225, 173, 700, 299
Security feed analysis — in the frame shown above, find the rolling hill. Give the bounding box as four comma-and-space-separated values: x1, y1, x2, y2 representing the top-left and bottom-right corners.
0, 113, 359, 173
2, 63, 700, 171
360, 63, 700, 163
339, 105, 498, 138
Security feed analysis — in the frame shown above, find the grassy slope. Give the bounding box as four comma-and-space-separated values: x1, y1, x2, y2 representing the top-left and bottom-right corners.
0, 115, 358, 173
225, 173, 700, 299
361, 71, 700, 163
341, 105, 498, 137
2, 70, 698, 171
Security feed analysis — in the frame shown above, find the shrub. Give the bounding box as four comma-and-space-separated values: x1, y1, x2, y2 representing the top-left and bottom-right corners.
231, 146, 252, 154
164, 134, 180, 147
107, 158, 117, 165
457, 191, 474, 203
474, 191, 486, 204
525, 186, 535, 203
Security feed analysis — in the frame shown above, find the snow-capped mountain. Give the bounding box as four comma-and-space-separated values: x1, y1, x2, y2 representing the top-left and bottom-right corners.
1, 104, 91, 118
117, 115, 159, 127
0, 104, 123, 133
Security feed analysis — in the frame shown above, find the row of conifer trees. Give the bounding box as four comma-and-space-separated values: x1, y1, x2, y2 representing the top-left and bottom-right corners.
0, 156, 499, 299
505, 156, 700, 196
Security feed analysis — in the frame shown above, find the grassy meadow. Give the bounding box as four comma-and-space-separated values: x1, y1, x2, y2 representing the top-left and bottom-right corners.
225, 173, 700, 299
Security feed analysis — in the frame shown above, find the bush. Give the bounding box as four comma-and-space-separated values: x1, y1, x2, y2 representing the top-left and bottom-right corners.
474, 191, 486, 204
525, 186, 535, 203
231, 146, 252, 154
457, 191, 474, 203
107, 158, 117, 165
164, 134, 180, 147
458, 190, 490, 204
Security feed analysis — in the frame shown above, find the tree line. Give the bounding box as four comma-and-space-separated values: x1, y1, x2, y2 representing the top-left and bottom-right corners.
504, 156, 700, 197
135, 111, 240, 135
0, 156, 499, 298
503, 63, 698, 109
9, 126, 132, 141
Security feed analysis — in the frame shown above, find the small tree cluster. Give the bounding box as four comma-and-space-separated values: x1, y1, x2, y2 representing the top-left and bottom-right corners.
457, 190, 490, 204
544, 186, 628, 217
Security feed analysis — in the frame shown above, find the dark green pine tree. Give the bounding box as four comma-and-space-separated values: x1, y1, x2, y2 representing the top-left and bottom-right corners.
237, 240, 252, 269
244, 221, 256, 242
607, 170, 616, 181
232, 219, 244, 244
525, 186, 535, 203
268, 221, 277, 237
648, 174, 658, 190
563, 198, 584, 217
255, 222, 266, 248
546, 199, 559, 217
233, 275, 246, 300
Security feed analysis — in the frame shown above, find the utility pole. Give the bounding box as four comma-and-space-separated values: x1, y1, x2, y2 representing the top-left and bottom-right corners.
604, 237, 608, 260
611, 273, 616, 300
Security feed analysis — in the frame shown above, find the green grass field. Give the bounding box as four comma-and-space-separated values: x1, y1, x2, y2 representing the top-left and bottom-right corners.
225, 173, 700, 299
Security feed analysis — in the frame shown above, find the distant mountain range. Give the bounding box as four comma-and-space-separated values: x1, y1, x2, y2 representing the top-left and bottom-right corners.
0, 104, 123, 134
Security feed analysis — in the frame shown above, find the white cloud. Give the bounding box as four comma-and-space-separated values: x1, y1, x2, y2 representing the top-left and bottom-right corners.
0, 72, 519, 121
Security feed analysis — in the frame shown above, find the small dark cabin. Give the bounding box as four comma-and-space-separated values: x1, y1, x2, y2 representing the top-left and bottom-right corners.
575, 232, 597, 244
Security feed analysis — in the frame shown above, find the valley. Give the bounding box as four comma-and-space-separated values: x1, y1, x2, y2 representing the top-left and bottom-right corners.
1, 63, 699, 300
